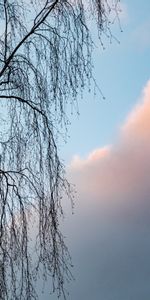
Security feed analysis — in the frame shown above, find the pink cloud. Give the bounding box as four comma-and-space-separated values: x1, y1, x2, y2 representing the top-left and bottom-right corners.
122, 80, 150, 140
68, 80, 150, 206
63, 80, 150, 300
70, 146, 110, 169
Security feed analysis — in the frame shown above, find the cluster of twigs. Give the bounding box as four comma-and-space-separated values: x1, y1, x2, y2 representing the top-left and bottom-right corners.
0, 0, 120, 299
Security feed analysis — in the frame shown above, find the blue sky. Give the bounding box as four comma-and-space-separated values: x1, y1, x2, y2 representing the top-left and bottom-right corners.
61, 0, 150, 162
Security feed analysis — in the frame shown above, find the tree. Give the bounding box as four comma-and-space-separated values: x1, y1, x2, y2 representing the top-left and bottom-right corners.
0, 0, 120, 299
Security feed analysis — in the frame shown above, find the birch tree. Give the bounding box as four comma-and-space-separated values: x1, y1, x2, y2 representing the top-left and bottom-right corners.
0, 0, 120, 299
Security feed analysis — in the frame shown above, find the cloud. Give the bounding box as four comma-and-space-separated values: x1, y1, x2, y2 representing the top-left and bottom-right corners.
68, 80, 150, 201
123, 81, 150, 140
62, 80, 150, 300
40, 81, 150, 299
70, 146, 110, 169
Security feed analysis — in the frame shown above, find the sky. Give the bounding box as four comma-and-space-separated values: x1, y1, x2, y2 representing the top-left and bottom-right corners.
61, 0, 150, 162
38, 1, 150, 299
1, 1, 150, 299
27, 1, 150, 299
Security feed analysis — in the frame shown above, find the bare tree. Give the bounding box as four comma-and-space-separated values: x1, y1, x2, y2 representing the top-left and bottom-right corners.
0, 0, 120, 299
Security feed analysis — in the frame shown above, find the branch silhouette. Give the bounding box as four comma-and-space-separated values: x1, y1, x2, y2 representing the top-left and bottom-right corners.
0, 0, 120, 298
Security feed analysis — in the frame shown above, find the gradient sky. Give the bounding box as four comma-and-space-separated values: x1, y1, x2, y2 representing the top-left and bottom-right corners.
61, 0, 150, 161
39, 1, 150, 299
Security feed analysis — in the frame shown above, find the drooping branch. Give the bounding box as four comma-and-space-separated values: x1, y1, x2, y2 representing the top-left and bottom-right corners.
0, 0, 59, 77
0, 0, 121, 299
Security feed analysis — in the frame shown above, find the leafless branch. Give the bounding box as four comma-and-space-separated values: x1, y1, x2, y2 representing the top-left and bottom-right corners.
0, 0, 120, 299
